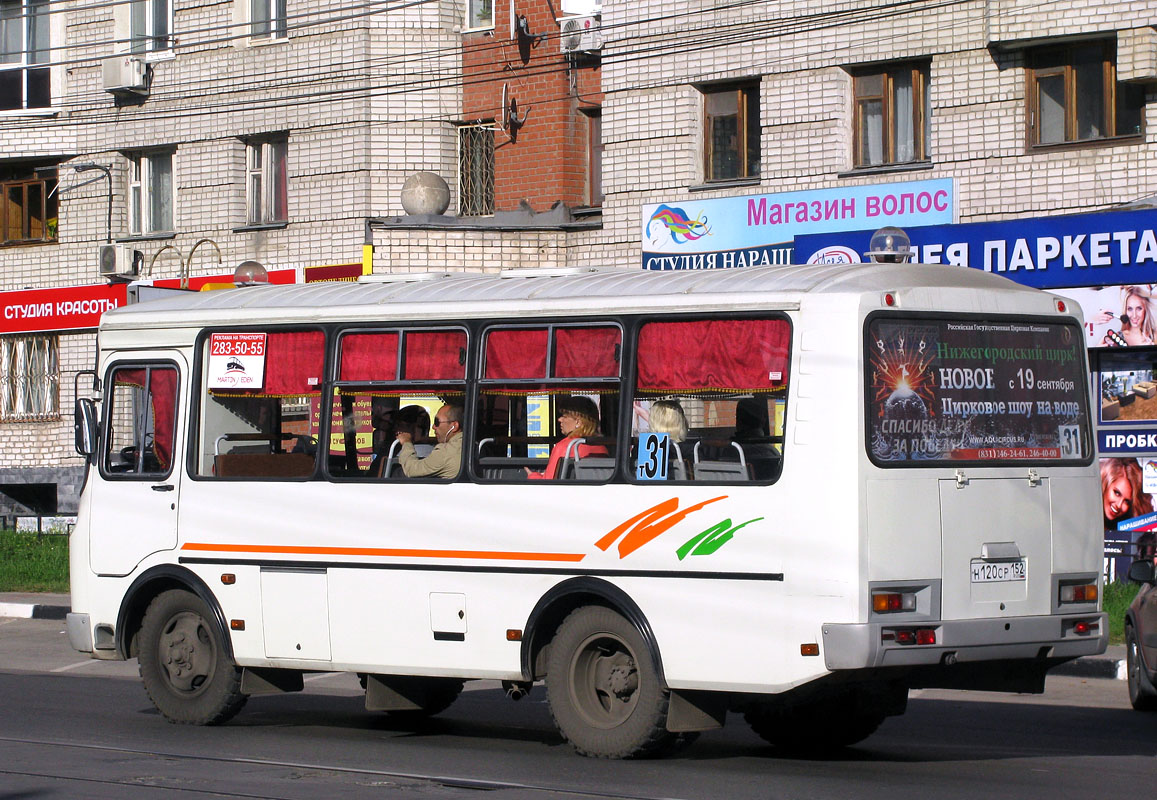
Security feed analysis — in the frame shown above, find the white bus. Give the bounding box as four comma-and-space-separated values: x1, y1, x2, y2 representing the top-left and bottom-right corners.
67, 261, 1107, 758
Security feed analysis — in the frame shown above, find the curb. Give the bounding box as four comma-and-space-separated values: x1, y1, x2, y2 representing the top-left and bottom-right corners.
0, 601, 69, 621
1051, 657, 1127, 681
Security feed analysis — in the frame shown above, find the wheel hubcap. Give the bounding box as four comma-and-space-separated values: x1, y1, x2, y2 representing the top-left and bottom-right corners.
159, 611, 215, 694
570, 633, 639, 728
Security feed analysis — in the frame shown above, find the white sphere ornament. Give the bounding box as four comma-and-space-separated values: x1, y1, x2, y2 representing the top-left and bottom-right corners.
400, 172, 451, 216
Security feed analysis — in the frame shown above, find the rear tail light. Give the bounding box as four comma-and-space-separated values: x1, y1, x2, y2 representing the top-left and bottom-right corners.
882, 627, 938, 646
872, 591, 917, 613
1059, 583, 1098, 604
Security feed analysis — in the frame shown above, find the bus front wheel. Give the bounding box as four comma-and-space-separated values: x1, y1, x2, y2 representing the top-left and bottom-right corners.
545, 606, 676, 759
138, 589, 247, 725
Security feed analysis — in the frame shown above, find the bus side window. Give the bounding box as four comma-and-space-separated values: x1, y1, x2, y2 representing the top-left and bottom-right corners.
196, 330, 324, 479
475, 324, 621, 482
103, 364, 179, 477
326, 328, 467, 480
631, 317, 789, 484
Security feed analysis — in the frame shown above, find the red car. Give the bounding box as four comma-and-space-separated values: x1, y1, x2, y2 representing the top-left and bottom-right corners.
1126, 558, 1157, 710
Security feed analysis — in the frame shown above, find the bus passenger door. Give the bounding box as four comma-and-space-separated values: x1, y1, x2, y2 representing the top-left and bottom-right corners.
89, 358, 185, 577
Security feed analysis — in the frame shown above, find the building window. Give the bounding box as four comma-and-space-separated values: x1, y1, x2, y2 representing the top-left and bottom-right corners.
0, 334, 58, 421
0, 0, 51, 111
130, 0, 172, 54
250, 0, 286, 39
853, 62, 930, 167
1, 165, 56, 244
128, 150, 174, 234
1027, 42, 1144, 146
458, 124, 494, 217
583, 109, 603, 207
702, 83, 760, 182
246, 137, 288, 224
466, 0, 492, 30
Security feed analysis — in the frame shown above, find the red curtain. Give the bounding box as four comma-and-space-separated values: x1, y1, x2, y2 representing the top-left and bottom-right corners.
114, 366, 177, 470
555, 326, 620, 378
263, 331, 325, 396
404, 330, 467, 380
339, 333, 399, 381
485, 328, 548, 379
636, 319, 790, 393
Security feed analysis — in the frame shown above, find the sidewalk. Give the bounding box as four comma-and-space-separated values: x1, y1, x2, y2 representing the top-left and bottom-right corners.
0, 592, 1129, 679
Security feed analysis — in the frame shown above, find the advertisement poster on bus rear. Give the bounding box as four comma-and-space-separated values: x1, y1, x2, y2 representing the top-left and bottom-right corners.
867, 318, 1088, 463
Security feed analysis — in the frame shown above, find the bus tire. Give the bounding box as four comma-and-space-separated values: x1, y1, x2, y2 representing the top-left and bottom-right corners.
744, 695, 884, 752
545, 606, 676, 759
138, 589, 247, 725
1126, 625, 1157, 711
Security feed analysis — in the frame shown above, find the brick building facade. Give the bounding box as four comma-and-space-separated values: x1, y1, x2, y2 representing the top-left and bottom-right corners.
1, 0, 1154, 520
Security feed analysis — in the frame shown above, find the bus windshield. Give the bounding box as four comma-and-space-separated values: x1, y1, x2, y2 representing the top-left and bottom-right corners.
866, 315, 1091, 465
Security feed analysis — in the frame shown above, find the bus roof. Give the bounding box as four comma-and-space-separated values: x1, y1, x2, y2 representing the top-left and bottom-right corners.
103, 261, 1048, 331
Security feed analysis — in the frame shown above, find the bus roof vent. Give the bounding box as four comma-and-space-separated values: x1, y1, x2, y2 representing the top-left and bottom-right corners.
357, 271, 455, 284
499, 266, 602, 279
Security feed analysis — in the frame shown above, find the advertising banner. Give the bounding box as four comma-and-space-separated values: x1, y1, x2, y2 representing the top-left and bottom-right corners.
640, 178, 954, 270
207, 332, 267, 390
793, 208, 1157, 290
0, 283, 128, 335
1100, 456, 1157, 581
867, 317, 1089, 464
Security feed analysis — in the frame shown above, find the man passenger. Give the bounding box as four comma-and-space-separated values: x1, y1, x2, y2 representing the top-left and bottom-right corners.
395, 404, 463, 479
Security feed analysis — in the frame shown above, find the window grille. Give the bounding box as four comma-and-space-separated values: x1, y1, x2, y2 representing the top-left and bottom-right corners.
458, 124, 495, 217
0, 334, 59, 422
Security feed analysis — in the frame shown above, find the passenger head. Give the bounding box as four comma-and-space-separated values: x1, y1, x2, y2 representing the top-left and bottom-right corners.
432, 404, 462, 443
558, 396, 600, 439
370, 397, 398, 435
396, 405, 431, 442
649, 399, 687, 442
735, 396, 769, 439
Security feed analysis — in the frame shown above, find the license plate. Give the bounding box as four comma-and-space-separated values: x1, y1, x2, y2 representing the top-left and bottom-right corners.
970, 560, 1026, 583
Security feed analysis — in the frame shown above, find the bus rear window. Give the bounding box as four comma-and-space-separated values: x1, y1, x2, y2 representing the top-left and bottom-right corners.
866, 316, 1091, 465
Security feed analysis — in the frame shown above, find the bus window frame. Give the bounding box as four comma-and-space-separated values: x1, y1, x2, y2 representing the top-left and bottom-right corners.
862, 310, 1096, 470
188, 324, 329, 482
325, 324, 470, 483
474, 319, 625, 484
625, 311, 792, 487
98, 358, 182, 483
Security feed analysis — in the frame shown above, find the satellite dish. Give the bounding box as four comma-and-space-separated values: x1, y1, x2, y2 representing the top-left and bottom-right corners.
501, 83, 509, 129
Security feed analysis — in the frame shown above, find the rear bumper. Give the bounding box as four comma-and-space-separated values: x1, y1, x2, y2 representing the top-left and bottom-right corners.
822, 612, 1107, 670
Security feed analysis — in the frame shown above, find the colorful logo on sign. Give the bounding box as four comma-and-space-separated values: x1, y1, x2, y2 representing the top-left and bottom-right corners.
647, 205, 711, 245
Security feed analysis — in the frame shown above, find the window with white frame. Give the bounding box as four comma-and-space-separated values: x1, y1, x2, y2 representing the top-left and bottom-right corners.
250, 0, 286, 40
458, 124, 494, 217
128, 150, 174, 235
246, 136, 288, 224
466, 0, 493, 30
0, 0, 51, 111
130, 0, 172, 54
0, 334, 58, 421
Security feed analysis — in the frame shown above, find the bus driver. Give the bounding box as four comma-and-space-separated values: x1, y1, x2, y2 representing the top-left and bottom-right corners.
395, 404, 463, 479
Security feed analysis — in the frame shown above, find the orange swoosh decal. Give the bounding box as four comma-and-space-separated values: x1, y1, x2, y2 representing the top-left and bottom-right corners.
181, 542, 586, 563
595, 496, 727, 559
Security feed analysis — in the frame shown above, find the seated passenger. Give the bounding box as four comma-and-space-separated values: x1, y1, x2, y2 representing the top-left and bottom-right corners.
395, 404, 462, 479
371, 404, 431, 477
526, 396, 608, 480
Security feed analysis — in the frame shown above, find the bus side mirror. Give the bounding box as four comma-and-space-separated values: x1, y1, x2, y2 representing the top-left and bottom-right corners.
1128, 559, 1156, 584
74, 397, 99, 457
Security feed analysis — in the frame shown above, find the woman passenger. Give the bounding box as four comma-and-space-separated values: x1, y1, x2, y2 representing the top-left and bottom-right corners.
526, 396, 608, 480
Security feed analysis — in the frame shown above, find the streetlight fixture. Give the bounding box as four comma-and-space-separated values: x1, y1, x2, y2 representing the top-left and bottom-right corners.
70, 163, 114, 245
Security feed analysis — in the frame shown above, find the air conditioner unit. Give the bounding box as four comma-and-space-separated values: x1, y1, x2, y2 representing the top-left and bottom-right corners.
102, 55, 149, 95
98, 245, 141, 279
559, 15, 602, 54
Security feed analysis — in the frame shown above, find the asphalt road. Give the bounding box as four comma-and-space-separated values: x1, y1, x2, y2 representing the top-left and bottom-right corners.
1, 615, 1154, 800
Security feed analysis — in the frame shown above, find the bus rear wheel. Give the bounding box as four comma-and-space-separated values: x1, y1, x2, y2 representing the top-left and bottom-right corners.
545, 606, 676, 759
138, 589, 247, 725
745, 694, 885, 753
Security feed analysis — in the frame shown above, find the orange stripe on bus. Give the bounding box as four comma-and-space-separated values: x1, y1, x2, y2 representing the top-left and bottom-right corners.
181, 542, 586, 563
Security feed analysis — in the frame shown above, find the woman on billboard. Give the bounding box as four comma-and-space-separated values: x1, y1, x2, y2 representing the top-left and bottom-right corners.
1095, 285, 1157, 346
